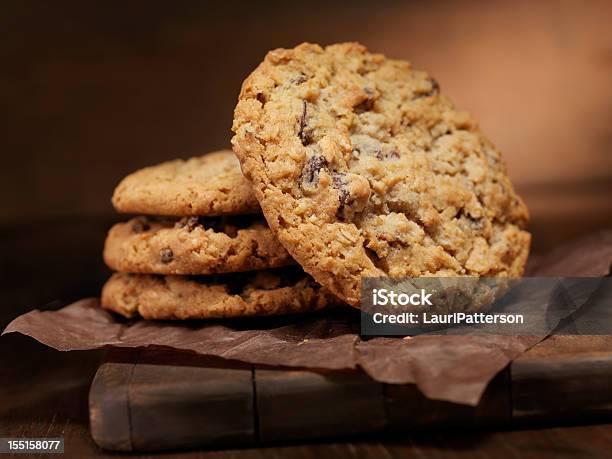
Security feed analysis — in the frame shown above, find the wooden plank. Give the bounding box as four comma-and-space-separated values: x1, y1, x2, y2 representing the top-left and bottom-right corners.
89, 336, 612, 451
512, 336, 612, 423
88, 349, 139, 451
255, 368, 387, 442
127, 350, 255, 451
89, 349, 256, 451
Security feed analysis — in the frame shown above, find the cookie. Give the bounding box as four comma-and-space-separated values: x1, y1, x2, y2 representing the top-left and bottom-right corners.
103, 216, 294, 275
112, 150, 260, 216
101, 269, 337, 320
232, 42, 530, 306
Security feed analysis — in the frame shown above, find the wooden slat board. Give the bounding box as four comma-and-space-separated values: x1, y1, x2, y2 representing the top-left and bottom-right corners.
90, 351, 256, 451
256, 368, 387, 442
89, 336, 612, 452
511, 336, 612, 424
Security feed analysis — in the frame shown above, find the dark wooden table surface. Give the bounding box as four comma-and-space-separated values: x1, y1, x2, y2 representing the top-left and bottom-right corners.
2, 334, 612, 459
2, 219, 612, 458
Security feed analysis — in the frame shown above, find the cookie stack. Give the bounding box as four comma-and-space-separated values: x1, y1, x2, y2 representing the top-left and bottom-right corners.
101, 150, 338, 320
103, 41, 531, 319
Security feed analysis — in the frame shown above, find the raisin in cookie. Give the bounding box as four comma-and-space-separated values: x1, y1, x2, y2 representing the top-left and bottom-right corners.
232, 42, 530, 306
104, 216, 294, 275
101, 268, 337, 320
112, 150, 260, 216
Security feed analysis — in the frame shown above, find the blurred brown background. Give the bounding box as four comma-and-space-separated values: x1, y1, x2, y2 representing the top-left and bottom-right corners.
1, 0, 611, 316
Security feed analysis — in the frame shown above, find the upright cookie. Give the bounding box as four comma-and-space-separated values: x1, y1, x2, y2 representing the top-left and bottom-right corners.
232, 42, 530, 306
112, 150, 260, 216
101, 269, 337, 320
104, 216, 294, 275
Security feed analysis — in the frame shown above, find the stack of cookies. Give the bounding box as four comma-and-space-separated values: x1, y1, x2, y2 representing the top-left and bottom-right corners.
102, 41, 530, 319
101, 150, 338, 320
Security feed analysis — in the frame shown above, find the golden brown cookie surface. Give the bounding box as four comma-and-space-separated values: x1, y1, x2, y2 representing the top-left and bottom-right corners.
104, 216, 294, 275
232, 42, 530, 306
101, 269, 337, 320
112, 150, 260, 216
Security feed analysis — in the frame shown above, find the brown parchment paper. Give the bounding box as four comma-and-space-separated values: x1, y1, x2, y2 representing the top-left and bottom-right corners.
3, 230, 612, 406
